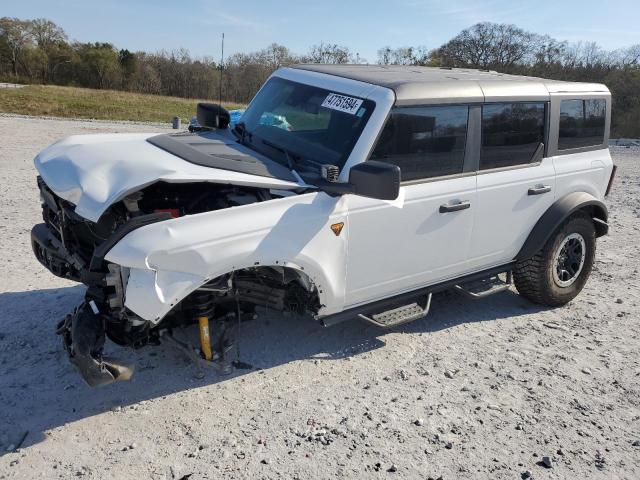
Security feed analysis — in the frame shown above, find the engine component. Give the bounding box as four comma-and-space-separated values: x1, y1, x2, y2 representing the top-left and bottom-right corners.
198, 316, 213, 361
189, 289, 216, 361
232, 268, 320, 314
121, 191, 142, 216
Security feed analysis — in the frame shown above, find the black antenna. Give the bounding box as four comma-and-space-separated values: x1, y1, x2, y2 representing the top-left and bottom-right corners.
218, 33, 224, 107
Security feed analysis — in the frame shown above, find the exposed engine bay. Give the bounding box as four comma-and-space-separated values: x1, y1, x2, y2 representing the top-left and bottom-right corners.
31, 177, 320, 386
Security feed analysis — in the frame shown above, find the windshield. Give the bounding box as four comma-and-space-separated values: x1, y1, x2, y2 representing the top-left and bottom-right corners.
237, 77, 375, 180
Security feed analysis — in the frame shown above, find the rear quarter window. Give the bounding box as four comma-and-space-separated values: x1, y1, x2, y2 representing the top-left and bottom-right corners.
558, 99, 606, 150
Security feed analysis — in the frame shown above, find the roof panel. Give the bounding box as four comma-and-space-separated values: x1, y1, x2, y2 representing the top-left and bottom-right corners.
481, 81, 549, 102
545, 82, 609, 93
291, 64, 610, 104
393, 81, 484, 106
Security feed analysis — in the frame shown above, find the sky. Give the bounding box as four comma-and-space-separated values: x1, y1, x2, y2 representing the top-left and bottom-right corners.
4, 0, 639, 62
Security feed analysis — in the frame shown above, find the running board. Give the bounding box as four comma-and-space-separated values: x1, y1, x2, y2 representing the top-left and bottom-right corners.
454, 272, 512, 299
358, 294, 432, 328
319, 263, 515, 328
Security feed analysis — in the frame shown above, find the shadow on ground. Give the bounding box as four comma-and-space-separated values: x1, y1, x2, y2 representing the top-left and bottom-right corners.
0, 284, 545, 453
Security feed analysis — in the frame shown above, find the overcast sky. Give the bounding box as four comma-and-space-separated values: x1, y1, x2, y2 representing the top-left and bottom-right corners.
5, 0, 639, 62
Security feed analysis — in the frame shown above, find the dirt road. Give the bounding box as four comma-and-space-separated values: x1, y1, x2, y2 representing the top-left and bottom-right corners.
1, 115, 639, 479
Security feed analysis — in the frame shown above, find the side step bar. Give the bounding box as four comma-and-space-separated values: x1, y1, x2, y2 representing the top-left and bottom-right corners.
453, 272, 512, 299
358, 294, 432, 328
320, 263, 515, 328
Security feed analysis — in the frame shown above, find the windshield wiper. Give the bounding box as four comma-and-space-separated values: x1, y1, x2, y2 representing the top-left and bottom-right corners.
232, 121, 252, 145
261, 138, 296, 170
260, 139, 313, 184
262, 139, 300, 170
260, 138, 327, 174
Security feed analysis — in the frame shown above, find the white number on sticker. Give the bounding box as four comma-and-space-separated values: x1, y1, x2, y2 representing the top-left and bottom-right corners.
321, 93, 364, 115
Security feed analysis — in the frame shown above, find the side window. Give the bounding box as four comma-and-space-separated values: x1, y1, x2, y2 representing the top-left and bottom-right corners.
558, 99, 606, 150
370, 105, 468, 182
480, 103, 546, 170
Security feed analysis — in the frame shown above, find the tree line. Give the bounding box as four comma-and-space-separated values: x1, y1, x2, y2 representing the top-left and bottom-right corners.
1, 18, 639, 136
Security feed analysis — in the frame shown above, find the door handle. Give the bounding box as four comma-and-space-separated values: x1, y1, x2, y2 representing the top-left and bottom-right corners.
439, 201, 471, 213
528, 185, 551, 195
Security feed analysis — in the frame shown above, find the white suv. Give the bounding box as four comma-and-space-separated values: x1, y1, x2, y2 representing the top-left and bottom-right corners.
31, 65, 616, 386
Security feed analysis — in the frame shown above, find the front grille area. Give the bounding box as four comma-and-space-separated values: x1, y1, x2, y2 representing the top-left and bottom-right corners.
37, 177, 126, 265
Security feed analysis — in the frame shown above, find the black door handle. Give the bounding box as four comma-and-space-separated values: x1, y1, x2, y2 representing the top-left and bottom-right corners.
528, 185, 551, 195
439, 201, 471, 213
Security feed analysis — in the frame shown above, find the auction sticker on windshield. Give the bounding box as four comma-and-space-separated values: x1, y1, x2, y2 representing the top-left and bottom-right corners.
321, 93, 364, 115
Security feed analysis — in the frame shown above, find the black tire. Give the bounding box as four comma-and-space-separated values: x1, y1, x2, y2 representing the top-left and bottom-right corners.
514, 212, 596, 307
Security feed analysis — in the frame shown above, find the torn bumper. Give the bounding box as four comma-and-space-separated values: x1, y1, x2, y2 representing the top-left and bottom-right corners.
31, 223, 82, 281
57, 303, 134, 387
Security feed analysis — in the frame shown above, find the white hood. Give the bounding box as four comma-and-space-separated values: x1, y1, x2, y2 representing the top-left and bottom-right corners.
35, 132, 303, 222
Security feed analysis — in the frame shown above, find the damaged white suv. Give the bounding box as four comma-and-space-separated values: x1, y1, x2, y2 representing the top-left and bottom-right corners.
32, 65, 616, 386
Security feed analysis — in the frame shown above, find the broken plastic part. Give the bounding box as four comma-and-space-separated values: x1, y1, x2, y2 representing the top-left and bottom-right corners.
59, 303, 134, 387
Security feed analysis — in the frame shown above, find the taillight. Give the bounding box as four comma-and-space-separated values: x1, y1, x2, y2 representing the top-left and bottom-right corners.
605, 165, 617, 197
154, 208, 180, 218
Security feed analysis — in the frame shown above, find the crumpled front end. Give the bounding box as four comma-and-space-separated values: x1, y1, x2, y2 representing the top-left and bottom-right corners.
32, 173, 320, 387
31, 177, 169, 385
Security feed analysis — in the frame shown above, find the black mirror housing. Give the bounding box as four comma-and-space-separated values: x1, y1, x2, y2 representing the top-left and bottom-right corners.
197, 103, 230, 129
348, 161, 400, 200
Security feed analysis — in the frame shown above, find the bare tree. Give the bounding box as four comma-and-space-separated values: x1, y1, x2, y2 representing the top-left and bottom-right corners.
29, 18, 66, 48
532, 36, 567, 65
561, 41, 609, 69
436, 22, 540, 69
618, 44, 640, 66
0, 17, 33, 77
306, 42, 354, 64
377, 46, 430, 65
27, 18, 69, 82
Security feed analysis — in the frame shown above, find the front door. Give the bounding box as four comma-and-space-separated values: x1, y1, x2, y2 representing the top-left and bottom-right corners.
343, 104, 476, 307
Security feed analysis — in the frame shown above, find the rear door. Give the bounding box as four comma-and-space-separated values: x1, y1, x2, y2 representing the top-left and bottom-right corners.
344, 104, 477, 307
467, 102, 556, 270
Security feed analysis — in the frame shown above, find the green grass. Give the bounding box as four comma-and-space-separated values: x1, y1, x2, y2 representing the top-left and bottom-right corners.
0, 84, 244, 123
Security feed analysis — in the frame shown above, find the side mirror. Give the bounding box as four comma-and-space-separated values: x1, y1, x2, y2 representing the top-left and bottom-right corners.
349, 161, 400, 200
320, 161, 400, 200
196, 103, 230, 129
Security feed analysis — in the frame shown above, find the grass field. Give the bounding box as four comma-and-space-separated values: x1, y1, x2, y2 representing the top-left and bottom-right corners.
0, 84, 244, 123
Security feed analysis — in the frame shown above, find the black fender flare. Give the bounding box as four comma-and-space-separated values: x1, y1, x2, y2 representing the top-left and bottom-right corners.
516, 192, 608, 261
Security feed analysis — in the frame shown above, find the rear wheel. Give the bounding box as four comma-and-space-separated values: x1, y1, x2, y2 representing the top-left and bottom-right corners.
514, 212, 596, 306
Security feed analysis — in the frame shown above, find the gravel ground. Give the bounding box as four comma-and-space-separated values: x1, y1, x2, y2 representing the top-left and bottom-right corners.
0, 115, 639, 480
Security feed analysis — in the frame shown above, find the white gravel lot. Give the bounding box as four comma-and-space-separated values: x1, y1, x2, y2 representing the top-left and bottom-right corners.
0, 115, 639, 480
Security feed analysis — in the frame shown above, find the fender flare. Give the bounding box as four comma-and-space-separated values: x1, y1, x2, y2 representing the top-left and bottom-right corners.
516, 192, 608, 261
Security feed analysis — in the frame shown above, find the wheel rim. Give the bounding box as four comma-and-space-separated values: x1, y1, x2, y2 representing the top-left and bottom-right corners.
552, 233, 586, 287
